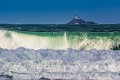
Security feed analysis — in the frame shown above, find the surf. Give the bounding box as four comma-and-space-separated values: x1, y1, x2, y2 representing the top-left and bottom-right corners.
0, 30, 120, 50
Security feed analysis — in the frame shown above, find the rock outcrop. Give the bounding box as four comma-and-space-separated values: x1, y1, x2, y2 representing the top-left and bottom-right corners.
67, 16, 97, 25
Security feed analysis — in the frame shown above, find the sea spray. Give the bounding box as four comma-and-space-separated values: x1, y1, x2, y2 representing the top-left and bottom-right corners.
0, 30, 120, 50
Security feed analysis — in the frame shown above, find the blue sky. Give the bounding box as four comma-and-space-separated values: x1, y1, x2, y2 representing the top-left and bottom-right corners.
0, 0, 120, 24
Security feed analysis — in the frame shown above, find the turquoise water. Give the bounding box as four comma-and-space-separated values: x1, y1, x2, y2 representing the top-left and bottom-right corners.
0, 30, 120, 50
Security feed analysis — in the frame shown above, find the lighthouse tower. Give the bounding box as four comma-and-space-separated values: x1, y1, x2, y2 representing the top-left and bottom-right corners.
75, 15, 80, 19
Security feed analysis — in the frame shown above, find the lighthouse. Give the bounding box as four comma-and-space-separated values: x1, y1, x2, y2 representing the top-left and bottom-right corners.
75, 15, 80, 19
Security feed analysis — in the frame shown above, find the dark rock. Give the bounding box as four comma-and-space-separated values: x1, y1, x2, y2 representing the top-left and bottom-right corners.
0, 75, 13, 80
67, 16, 97, 25
39, 77, 51, 80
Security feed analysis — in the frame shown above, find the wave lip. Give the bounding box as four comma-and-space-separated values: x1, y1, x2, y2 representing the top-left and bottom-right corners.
0, 30, 120, 50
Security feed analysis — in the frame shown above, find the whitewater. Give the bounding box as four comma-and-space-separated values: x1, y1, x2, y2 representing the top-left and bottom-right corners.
0, 48, 120, 80
0, 29, 120, 80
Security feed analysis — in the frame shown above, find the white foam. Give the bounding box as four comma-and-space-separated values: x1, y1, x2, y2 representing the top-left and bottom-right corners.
0, 48, 120, 79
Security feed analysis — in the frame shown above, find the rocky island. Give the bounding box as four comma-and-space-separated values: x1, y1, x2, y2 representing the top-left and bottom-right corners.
67, 15, 97, 25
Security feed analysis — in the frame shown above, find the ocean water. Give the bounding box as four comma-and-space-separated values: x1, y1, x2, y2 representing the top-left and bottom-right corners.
0, 24, 120, 80
1, 30, 120, 50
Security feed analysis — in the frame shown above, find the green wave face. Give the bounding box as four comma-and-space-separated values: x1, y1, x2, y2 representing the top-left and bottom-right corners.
1, 30, 120, 50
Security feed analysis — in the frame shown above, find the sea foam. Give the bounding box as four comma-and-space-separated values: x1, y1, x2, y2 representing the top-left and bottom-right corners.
0, 48, 120, 80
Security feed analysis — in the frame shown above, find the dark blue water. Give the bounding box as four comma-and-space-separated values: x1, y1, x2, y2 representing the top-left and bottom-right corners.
0, 24, 120, 32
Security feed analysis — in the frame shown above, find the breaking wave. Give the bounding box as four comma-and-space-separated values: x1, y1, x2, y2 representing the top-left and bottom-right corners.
0, 30, 120, 50
0, 30, 120, 79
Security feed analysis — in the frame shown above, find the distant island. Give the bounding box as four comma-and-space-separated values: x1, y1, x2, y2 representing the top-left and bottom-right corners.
67, 15, 97, 25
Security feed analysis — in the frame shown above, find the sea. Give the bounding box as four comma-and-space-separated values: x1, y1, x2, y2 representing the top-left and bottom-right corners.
0, 24, 120, 80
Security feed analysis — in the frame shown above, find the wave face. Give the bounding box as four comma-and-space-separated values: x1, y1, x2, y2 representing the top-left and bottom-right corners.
0, 30, 120, 50
0, 48, 120, 80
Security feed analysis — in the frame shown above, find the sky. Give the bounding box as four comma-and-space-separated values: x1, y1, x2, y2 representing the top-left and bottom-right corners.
0, 0, 120, 24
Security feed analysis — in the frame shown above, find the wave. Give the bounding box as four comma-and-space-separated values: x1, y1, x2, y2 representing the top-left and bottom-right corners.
0, 48, 120, 79
0, 30, 120, 50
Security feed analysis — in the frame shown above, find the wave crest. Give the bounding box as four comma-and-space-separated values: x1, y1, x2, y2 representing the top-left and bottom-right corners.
0, 30, 120, 50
